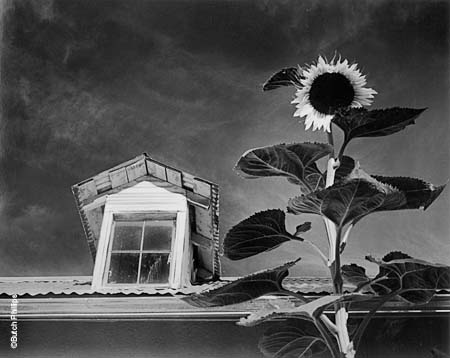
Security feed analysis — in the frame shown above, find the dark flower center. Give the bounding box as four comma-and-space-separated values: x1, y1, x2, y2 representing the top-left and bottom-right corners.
308, 72, 355, 115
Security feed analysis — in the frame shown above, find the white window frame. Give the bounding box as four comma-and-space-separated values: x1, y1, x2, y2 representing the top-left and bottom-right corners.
91, 181, 191, 290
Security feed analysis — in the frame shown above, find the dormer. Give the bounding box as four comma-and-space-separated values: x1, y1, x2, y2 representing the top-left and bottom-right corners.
71, 154, 220, 291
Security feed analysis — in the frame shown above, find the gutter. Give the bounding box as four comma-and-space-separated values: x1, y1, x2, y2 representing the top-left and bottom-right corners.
1, 294, 449, 321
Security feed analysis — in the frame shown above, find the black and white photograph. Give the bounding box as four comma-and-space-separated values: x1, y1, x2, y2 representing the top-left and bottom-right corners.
0, 0, 449, 357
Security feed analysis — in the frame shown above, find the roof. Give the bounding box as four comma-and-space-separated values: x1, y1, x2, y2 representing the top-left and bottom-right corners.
71, 153, 220, 278
0, 276, 222, 297
0, 276, 343, 297
0, 276, 449, 320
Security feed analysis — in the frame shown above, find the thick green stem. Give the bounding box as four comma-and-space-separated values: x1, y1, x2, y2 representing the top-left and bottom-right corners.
327, 129, 335, 157
332, 227, 354, 357
325, 127, 354, 358
340, 224, 354, 254
337, 138, 349, 160
332, 227, 344, 293
324, 157, 338, 265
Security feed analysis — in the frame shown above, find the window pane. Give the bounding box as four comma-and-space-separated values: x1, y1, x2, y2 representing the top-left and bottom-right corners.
143, 221, 173, 251
112, 222, 142, 250
108, 253, 139, 283
139, 253, 170, 284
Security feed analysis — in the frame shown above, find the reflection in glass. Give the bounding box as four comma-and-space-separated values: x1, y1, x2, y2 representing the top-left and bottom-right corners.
108, 253, 139, 283
107, 217, 175, 285
112, 222, 142, 250
143, 221, 173, 251
140, 253, 170, 283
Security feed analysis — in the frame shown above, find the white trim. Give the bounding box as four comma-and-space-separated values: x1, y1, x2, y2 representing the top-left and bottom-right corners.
92, 181, 191, 291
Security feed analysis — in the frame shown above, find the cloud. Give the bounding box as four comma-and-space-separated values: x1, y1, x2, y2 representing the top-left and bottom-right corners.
0, 198, 93, 275
0, 0, 448, 276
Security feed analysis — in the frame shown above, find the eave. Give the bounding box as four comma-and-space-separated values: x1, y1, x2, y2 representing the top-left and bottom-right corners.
1, 295, 449, 321
2, 276, 449, 321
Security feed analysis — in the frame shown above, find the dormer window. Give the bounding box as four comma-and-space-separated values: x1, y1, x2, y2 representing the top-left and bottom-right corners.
106, 214, 176, 285
72, 154, 220, 292
91, 181, 191, 290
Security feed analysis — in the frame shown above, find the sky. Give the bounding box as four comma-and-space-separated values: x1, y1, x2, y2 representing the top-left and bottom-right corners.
0, 0, 449, 278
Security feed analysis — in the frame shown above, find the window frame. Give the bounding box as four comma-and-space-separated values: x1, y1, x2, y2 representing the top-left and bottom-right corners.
103, 214, 177, 287
91, 181, 191, 290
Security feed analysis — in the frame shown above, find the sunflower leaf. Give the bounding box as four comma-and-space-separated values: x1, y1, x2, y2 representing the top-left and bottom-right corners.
224, 209, 305, 260
367, 251, 450, 305
342, 264, 372, 292
337, 161, 446, 212
372, 176, 446, 211
288, 168, 445, 227
333, 107, 426, 146
238, 294, 368, 327
295, 222, 312, 236
235, 143, 332, 193
263, 67, 303, 91
258, 319, 327, 358
182, 260, 301, 308
334, 156, 356, 182
287, 179, 389, 227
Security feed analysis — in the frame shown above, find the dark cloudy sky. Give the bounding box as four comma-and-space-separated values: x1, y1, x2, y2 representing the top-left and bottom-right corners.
0, 0, 448, 277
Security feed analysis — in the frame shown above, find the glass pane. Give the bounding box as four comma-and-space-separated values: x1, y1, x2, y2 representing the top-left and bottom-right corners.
139, 253, 170, 284
112, 221, 142, 250
143, 221, 173, 251
107, 253, 139, 283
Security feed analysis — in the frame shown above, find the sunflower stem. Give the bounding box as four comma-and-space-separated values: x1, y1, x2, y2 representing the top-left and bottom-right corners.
279, 289, 338, 336
337, 138, 349, 160
327, 127, 335, 157
325, 128, 354, 358
314, 316, 341, 358
340, 224, 354, 254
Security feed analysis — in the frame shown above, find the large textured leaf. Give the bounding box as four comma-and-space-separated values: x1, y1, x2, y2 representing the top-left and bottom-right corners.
373, 176, 446, 211
367, 251, 450, 304
340, 160, 446, 212
183, 260, 300, 308
332, 107, 426, 146
287, 179, 391, 227
235, 143, 332, 193
263, 67, 303, 91
334, 158, 445, 211
238, 294, 367, 327
295, 222, 312, 236
239, 295, 337, 327
259, 319, 327, 358
342, 264, 371, 290
333, 156, 356, 182
288, 172, 444, 227
224, 209, 309, 260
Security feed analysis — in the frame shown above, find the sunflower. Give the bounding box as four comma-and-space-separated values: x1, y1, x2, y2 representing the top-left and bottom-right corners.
292, 56, 377, 132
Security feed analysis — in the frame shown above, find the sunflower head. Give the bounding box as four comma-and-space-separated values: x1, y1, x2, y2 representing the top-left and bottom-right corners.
292, 56, 377, 132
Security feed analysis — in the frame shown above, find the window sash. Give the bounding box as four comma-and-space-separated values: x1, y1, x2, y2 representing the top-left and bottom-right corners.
104, 216, 176, 286
113, 213, 176, 221
110, 250, 171, 254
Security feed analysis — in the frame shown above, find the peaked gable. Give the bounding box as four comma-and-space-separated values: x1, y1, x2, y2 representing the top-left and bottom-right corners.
72, 153, 220, 280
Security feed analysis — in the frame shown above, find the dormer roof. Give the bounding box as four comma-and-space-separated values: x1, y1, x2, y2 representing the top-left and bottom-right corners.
71, 153, 220, 279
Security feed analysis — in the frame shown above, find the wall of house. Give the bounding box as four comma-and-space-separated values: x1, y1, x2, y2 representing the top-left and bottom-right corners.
0, 316, 449, 357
